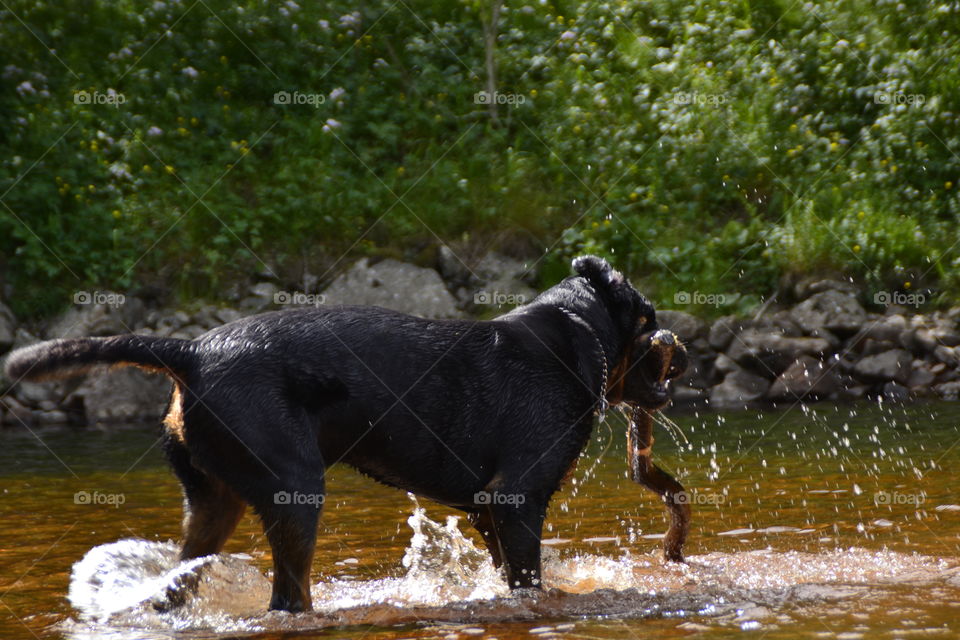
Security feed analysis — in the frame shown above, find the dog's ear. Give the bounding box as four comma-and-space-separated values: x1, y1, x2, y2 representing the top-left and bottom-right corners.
572, 255, 624, 289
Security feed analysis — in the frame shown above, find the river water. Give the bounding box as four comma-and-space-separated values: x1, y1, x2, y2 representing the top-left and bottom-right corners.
1, 401, 959, 639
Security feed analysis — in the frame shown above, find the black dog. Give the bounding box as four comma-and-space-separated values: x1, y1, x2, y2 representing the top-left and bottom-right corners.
3, 256, 687, 612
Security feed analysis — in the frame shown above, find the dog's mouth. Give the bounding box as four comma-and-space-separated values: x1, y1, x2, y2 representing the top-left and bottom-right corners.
615, 329, 687, 410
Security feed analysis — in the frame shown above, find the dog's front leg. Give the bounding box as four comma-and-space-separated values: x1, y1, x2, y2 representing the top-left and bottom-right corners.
489, 499, 547, 590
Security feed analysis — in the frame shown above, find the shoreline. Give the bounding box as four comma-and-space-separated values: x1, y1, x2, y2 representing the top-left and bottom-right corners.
2, 254, 958, 427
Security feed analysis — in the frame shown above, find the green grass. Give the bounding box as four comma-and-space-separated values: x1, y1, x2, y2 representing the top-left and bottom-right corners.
1, 0, 957, 318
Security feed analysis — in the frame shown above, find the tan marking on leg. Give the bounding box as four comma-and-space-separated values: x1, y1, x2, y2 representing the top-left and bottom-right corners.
164, 384, 186, 443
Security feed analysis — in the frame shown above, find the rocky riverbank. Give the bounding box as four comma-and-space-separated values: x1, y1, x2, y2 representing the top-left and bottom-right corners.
1, 254, 959, 427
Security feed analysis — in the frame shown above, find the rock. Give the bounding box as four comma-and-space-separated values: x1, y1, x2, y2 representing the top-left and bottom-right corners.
853, 349, 913, 384
0, 301, 16, 352
708, 316, 749, 352
766, 355, 840, 401
1, 396, 35, 426
709, 368, 770, 409
809, 327, 842, 350
791, 290, 867, 335
908, 364, 936, 389
671, 384, 706, 405
793, 277, 858, 300
322, 258, 462, 319
241, 282, 280, 311
860, 338, 899, 357
68, 368, 171, 424
933, 381, 960, 400
933, 345, 959, 367
46, 294, 146, 339
657, 311, 707, 343
437, 245, 473, 286
726, 330, 832, 379
35, 409, 69, 424
714, 353, 739, 375
214, 307, 242, 325
881, 381, 910, 401
850, 315, 906, 350
474, 252, 536, 286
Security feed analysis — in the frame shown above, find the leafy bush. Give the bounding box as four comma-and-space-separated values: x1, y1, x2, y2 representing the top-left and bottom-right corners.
1, 0, 957, 317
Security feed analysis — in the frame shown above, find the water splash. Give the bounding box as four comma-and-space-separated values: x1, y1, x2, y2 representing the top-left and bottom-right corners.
63, 503, 959, 639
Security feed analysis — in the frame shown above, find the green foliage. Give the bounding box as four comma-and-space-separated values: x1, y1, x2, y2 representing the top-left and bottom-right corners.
1, 0, 958, 317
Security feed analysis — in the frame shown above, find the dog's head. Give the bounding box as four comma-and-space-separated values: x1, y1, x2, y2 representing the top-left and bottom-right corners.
611, 328, 688, 410
565, 256, 687, 410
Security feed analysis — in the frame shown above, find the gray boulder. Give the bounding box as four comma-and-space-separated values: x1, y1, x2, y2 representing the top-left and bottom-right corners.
46, 294, 146, 339
791, 290, 867, 334
726, 330, 831, 379
708, 315, 749, 351
0, 301, 16, 352
657, 310, 707, 343
853, 349, 913, 384
709, 368, 770, 409
323, 258, 462, 319
767, 355, 840, 401
68, 368, 171, 424
793, 277, 858, 300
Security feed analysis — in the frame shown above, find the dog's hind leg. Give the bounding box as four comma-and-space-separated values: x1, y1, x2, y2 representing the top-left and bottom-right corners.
488, 500, 548, 589
164, 434, 247, 560
256, 478, 324, 613
467, 508, 504, 569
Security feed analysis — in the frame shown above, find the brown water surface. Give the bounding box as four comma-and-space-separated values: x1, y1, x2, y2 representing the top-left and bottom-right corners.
1, 401, 959, 638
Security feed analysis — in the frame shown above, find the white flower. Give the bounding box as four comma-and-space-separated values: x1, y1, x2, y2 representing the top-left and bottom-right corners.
16, 81, 35, 96
322, 118, 342, 133
560, 30, 576, 41
147, 126, 163, 137
329, 87, 346, 101
181, 66, 199, 78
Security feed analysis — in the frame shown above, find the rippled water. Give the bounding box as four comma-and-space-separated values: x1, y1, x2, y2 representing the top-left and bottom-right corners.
2, 401, 959, 639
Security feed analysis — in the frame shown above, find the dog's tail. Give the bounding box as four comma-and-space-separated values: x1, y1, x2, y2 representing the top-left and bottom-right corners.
3, 335, 194, 383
